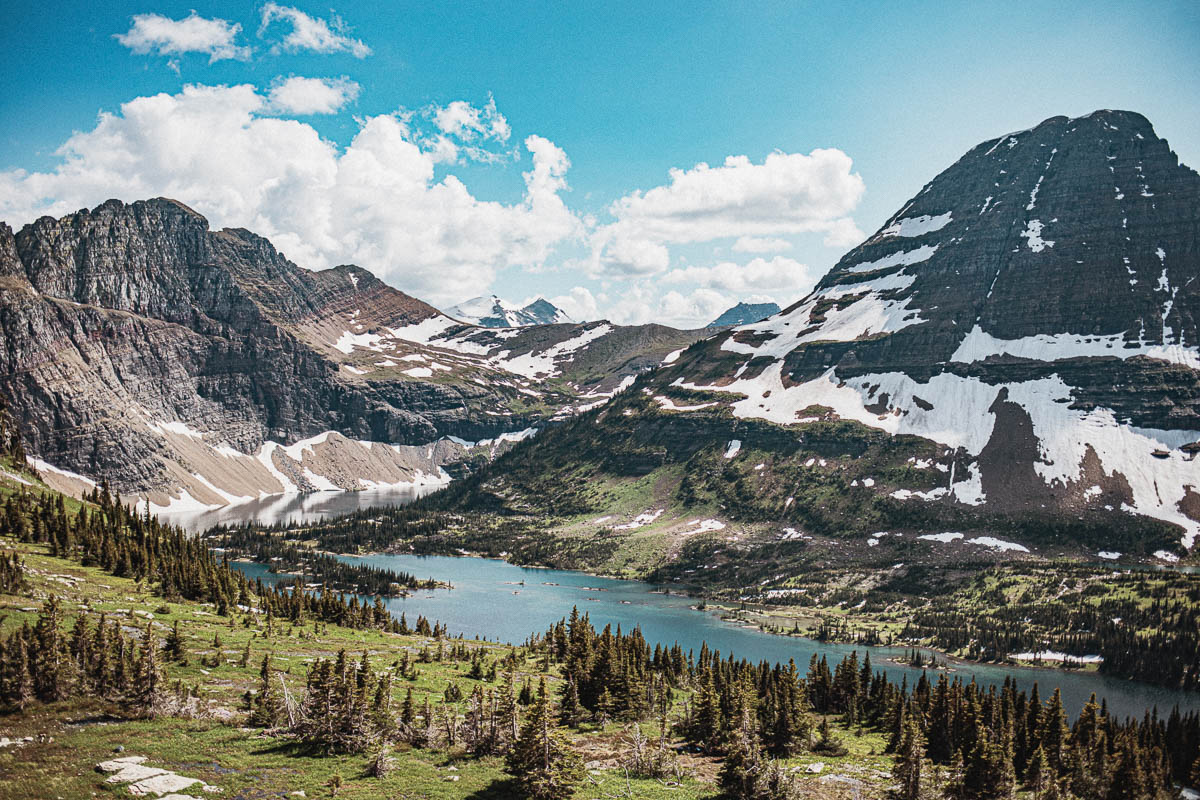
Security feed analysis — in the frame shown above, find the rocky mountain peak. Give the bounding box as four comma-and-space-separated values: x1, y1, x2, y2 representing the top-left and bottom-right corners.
448, 294, 572, 327
708, 301, 781, 328
652, 110, 1200, 547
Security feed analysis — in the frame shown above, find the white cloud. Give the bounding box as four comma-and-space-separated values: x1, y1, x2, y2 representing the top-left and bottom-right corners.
268, 76, 360, 115
656, 288, 731, 329
662, 256, 820, 300
589, 255, 823, 328
0, 84, 579, 307
589, 149, 864, 277
259, 3, 371, 58
548, 286, 599, 321
732, 235, 792, 253
591, 236, 670, 276
116, 12, 250, 63
414, 98, 514, 165
433, 97, 511, 143
591, 281, 729, 329
822, 216, 866, 248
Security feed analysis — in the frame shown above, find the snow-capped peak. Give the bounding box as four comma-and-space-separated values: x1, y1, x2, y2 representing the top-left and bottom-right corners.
447, 295, 573, 328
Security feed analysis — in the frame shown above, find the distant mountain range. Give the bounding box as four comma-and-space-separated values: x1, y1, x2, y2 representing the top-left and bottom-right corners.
448, 295, 573, 327
708, 301, 781, 327
5, 109, 1199, 567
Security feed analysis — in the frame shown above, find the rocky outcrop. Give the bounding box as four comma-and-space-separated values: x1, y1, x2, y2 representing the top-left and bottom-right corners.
0, 199, 705, 507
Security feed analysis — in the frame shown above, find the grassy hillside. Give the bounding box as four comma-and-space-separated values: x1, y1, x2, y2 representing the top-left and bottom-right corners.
0, 456, 900, 800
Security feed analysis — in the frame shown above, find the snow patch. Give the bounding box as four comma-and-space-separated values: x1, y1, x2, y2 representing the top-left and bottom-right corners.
1021, 219, 1054, 252
966, 536, 1029, 553
951, 325, 1200, 369
1010, 651, 1103, 664
27, 457, 98, 488
878, 212, 952, 239
615, 509, 665, 530
919, 532, 963, 543
845, 244, 938, 274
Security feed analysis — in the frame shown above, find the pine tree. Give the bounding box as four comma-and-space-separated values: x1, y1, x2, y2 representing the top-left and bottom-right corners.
892, 711, 925, 800
558, 676, 581, 727
688, 673, 723, 751
505, 677, 584, 800
33, 596, 72, 702
1026, 745, 1050, 793
135, 622, 163, 716
717, 683, 763, 800
249, 655, 283, 727
1040, 689, 1069, 777
164, 621, 187, 665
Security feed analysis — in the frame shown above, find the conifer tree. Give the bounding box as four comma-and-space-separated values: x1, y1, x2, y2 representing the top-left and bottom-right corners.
505, 677, 583, 800
1026, 745, 1050, 793
249, 654, 283, 727
164, 620, 187, 664
135, 622, 163, 716
892, 711, 925, 800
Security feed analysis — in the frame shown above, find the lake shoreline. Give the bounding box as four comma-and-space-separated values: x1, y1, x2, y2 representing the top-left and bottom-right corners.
358, 546, 1126, 687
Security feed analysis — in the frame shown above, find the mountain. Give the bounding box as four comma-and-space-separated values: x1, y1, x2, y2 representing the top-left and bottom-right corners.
0, 198, 705, 510
708, 301, 781, 328
447, 294, 573, 327
430, 110, 1200, 565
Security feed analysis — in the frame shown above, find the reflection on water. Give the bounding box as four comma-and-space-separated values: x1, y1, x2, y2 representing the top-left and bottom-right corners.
155, 486, 434, 532
233, 553, 1200, 723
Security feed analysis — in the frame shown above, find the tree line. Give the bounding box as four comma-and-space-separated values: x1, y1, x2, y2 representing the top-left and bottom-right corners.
206, 525, 440, 596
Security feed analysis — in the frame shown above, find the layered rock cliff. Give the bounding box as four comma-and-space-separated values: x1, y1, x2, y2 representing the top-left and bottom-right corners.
0, 199, 704, 509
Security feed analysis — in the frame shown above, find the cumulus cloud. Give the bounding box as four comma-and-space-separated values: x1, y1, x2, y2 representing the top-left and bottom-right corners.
433, 97, 511, 142
267, 76, 360, 114
589, 149, 864, 277
732, 235, 792, 253
591, 254, 826, 328
260, 3, 371, 58
601, 282, 731, 328
115, 12, 250, 62
0, 84, 579, 306
662, 256, 821, 300
546, 286, 600, 321
822, 216, 866, 248
421, 98, 515, 165
657, 288, 731, 328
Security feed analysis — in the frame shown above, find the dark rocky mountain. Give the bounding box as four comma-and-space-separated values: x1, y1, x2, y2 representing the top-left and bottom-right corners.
447, 294, 572, 327
434, 110, 1200, 563
708, 301, 781, 328
0, 199, 704, 510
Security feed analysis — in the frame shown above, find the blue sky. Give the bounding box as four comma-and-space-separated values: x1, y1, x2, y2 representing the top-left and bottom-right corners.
2, 1, 1198, 326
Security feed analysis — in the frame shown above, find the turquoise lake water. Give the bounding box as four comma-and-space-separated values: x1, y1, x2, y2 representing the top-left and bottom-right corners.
233, 552, 1200, 723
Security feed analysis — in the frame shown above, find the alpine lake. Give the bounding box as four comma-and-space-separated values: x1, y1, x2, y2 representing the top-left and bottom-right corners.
162, 487, 1200, 724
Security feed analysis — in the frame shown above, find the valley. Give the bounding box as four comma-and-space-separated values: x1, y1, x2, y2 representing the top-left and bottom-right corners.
2, 453, 1198, 800
3, 106, 1200, 800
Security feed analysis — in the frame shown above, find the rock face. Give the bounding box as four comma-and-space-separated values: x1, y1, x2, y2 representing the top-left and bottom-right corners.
0, 199, 704, 508
708, 302, 782, 328
643, 111, 1200, 548
447, 295, 572, 327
